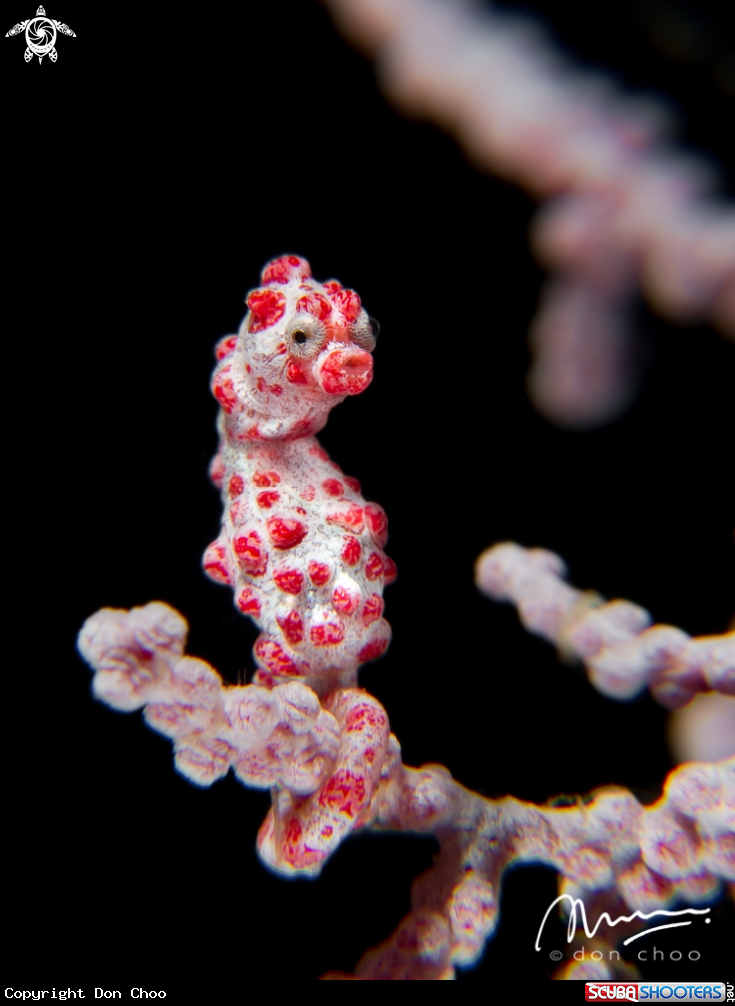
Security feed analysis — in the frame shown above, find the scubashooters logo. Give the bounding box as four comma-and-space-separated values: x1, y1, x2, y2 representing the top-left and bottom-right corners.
585, 983, 726, 1002
5, 5, 76, 63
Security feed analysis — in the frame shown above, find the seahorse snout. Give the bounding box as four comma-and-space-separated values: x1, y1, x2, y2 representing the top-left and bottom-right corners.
317, 348, 374, 396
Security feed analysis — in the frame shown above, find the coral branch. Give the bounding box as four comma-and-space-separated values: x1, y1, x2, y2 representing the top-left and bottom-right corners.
476, 542, 735, 707
323, 0, 735, 426
324, 758, 734, 979
78, 603, 342, 793
78, 603, 734, 980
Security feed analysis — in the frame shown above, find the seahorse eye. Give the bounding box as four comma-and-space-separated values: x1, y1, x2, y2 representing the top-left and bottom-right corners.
286, 314, 325, 358
349, 313, 379, 352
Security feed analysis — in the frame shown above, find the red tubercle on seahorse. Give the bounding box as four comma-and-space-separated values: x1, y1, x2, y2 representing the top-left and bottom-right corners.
253, 470, 281, 487
256, 375, 284, 397
202, 539, 233, 586
256, 490, 281, 509
237, 587, 262, 617
362, 594, 383, 626
308, 560, 332, 586
322, 478, 343, 497
209, 452, 225, 489
358, 635, 390, 664
254, 635, 306, 678
261, 255, 312, 286
287, 359, 309, 385
332, 585, 361, 616
247, 289, 286, 332
364, 504, 388, 546
212, 368, 239, 414
330, 288, 362, 323
233, 530, 268, 577
365, 552, 384, 581
310, 619, 345, 647
215, 335, 238, 360
383, 556, 398, 584
229, 474, 244, 498
341, 536, 361, 567
326, 503, 364, 534
296, 292, 332, 320
277, 609, 305, 645
273, 568, 304, 595
267, 517, 308, 550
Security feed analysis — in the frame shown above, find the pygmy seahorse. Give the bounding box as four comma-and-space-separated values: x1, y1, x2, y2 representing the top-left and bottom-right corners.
203, 254, 396, 695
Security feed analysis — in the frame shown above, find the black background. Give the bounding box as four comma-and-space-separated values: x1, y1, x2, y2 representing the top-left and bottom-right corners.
4, 0, 734, 991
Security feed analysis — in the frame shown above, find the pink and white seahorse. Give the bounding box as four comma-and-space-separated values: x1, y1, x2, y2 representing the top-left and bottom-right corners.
203, 254, 395, 694
78, 256, 399, 876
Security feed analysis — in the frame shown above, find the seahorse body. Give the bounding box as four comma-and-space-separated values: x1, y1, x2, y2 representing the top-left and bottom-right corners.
202, 255, 395, 694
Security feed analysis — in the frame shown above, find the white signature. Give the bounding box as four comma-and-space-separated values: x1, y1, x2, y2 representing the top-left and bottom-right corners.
535, 894, 711, 950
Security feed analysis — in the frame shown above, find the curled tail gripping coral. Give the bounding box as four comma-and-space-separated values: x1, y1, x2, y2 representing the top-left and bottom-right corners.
79, 255, 399, 875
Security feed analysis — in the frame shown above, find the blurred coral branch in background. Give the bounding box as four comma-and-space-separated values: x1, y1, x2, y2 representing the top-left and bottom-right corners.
323, 0, 735, 427
476, 543, 735, 710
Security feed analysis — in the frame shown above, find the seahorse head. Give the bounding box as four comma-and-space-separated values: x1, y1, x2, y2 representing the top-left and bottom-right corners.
211, 255, 378, 442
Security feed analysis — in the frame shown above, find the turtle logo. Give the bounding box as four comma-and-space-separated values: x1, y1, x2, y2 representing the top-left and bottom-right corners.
5, 5, 76, 63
